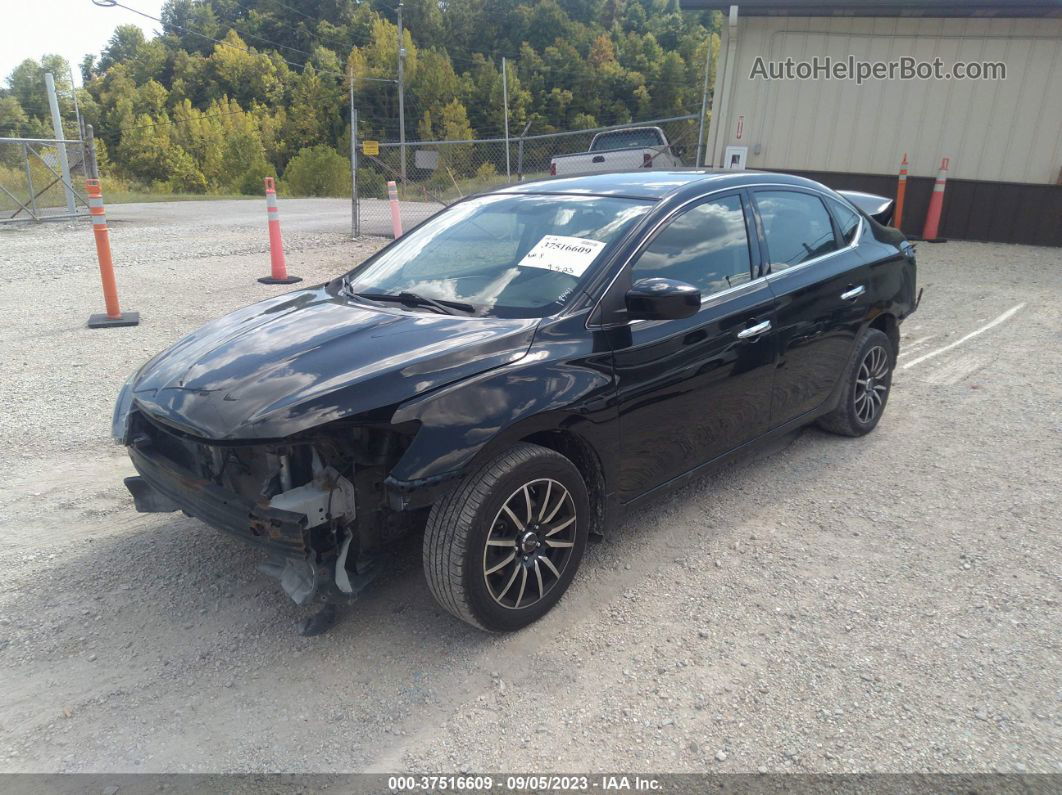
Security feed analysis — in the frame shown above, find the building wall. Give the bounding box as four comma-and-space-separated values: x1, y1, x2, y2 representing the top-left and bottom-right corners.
707, 15, 1062, 185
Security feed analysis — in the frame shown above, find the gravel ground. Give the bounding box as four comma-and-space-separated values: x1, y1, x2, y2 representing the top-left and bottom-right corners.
0, 200, 1059, 774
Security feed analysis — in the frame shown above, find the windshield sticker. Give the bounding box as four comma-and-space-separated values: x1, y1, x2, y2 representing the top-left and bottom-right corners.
517, 235, 606, 278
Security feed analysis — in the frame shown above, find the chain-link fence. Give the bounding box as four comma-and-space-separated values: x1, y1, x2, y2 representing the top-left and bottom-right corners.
0, 136, 93, 223
354, 114, 699, 238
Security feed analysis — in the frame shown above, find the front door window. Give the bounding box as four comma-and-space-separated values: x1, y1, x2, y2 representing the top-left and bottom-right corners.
631, 195, 754, 295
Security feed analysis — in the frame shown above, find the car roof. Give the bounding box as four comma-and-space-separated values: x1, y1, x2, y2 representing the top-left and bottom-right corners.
495, 169, 827, 201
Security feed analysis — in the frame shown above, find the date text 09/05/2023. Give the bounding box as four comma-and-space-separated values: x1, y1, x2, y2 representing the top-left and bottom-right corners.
387, 775, 663, 791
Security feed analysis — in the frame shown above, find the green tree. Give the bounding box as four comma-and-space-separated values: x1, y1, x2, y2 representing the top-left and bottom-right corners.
161, 0, 221, 56
283, 144, 349, 196
0, 97, 32, 165
6, 56, 75, 129
47, 0, 721, 195
283, 64, 330, 155
99, 25, 146, 73
208, 31, 283, 108
0, 96, 30, 137
438, 98, 474, 175
165, 145, 208, 193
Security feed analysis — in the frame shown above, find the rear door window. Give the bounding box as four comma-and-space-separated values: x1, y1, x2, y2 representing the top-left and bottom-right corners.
828, 198, 861, 245
754, 190, 839, 272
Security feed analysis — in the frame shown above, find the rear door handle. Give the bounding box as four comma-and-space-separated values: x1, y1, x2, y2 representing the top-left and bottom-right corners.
592, 155, 605, 163
841, 285, 866, 300
737, 320, 772, 339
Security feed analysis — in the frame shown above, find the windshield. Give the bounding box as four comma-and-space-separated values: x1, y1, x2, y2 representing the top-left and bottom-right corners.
590, 129, 663, 152
344, 193, 652, 318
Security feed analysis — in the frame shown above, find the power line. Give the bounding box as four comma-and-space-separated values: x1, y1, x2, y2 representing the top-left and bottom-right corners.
122, 106, 252, 132
263, 0, 317, 23
214, 0, 376, 68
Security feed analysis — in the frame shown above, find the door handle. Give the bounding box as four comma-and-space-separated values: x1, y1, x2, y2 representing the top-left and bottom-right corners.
737, 320, 772, 339
840, 285, 866, 300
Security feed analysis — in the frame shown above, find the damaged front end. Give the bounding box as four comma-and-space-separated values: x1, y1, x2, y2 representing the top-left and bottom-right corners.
122, 409, 420, 605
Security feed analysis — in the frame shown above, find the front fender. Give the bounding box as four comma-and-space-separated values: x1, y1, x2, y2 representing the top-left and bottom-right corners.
385, 313, 618, 508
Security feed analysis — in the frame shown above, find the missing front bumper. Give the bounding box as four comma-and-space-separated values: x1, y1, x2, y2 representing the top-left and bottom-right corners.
127, 444, 311, 556
124, 443, 374, 605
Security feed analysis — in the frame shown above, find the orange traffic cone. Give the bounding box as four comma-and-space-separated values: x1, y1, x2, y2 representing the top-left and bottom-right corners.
258, 177, 302, 284
86, 179, 139, 328
921, 157, 950, 243
894, 153, 908, 231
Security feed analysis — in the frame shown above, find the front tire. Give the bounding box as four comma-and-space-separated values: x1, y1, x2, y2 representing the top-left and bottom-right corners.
423, 443, 590, 632
817, 327, 894, 437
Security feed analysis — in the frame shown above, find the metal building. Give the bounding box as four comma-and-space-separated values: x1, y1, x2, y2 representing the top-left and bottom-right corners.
688, 1, 1062, 245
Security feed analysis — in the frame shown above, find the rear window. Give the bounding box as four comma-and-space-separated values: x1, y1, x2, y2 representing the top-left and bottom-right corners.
590, 129, 663, 152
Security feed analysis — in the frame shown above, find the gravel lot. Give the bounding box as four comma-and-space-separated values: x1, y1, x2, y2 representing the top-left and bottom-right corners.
0, 199, 1059, 774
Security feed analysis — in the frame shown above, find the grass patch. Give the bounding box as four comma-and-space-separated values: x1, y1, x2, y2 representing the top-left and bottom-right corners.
101, 190, 250, 204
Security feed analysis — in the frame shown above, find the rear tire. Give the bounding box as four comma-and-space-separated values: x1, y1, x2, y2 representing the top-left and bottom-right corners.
423, 443, 589, 632
817, 328, 894, 437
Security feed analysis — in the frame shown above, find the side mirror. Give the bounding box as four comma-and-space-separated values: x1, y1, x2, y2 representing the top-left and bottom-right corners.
625, 278, 700, 321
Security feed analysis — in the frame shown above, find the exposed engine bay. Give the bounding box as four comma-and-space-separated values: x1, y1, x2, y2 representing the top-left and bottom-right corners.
122, 410, 422, 606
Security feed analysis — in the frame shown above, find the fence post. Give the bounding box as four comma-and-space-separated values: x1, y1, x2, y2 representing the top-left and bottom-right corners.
86, 179, 139, 328
502, 56, 511, 182
397, 1, 407, 186
351, 108, 360, 239
84, 124, 99, 180
696, 33, 713, 167
516, 121, 532, 182
45, 73, 77, 216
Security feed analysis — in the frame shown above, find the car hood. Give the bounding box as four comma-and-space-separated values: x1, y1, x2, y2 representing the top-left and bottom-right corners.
131, 284, 539, 440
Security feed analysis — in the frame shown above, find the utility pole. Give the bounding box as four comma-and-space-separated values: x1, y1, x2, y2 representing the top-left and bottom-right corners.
45, 72, 76, 215
396, 1, 407, 185
502, 56, 511, 181
696, 34, 712, 168
516, 120, 531, 182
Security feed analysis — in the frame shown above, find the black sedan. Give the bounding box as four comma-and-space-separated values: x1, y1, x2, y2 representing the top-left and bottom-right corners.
114, 170, 918, 632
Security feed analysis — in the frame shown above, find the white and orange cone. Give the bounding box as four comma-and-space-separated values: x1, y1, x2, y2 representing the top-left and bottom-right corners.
259, 177, 302, 284
387, 180, 403, 239
894, 153, 908, 231
921, 157, 950, 243
86, 178, 139, 328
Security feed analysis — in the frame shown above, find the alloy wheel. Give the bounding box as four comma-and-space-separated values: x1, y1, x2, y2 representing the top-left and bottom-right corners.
854, 345, 890, 424
482, 478, 577, 610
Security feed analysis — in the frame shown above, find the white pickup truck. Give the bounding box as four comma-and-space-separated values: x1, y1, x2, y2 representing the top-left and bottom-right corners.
549, 126, 683, 176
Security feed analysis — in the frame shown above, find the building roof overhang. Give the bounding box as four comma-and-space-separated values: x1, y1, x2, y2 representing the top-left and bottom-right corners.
679, 1, 1062, 18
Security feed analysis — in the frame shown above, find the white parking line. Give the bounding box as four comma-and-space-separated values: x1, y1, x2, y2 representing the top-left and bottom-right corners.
897, 335, 936, 358
902, 303, 1026, 370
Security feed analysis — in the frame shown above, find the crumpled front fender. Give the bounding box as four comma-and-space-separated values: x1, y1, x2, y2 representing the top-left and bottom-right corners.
385, 313, 619, 508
